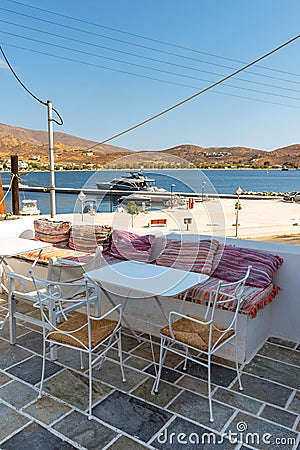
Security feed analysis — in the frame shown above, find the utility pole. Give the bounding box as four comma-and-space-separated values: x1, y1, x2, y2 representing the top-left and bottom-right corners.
11, 155, 19, 215
47, 100, 56, 217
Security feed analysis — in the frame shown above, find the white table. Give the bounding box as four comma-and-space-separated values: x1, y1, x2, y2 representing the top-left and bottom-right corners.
0, 237, 51, 333
85, 260, 209, 343
0, 237, 51, 293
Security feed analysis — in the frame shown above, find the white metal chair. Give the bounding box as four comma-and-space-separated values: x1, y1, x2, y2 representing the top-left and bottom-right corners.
31, 272, 126, 420
152, 266, 251, 422
6, 246, 104, 358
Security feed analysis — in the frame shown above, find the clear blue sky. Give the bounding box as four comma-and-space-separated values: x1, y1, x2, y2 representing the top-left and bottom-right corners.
0, 0, 299, 151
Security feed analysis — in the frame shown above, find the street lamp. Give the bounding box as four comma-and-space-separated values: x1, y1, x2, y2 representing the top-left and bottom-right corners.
201, 182, 206, 202
78, 191, 86, 222
170, 184, 175, 208
235, 186, 243, 238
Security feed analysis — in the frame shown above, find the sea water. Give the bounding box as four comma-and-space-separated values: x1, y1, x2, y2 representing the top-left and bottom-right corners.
1, 169, 299, 214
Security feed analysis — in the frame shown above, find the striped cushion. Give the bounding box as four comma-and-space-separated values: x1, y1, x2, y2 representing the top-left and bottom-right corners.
69, 225, 112, 252
212, 245, 283, 288
34, 219, 71, 246
156, 239, 219, 275
108, 230, 155, 262
177, 276, 280, 319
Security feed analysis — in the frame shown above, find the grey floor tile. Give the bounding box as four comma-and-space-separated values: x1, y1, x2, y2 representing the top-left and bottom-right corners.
121, 333, 142, 352
177, 360, 237, 387
227, 412, 298, 449
132, 377, 181, 408
258, 342, 300, 366
56, 346, 89, 372
0, 339, 32, 370
7, 355, 63, 385
260, 404, 297, 429
231, 373, 292, 407
162, 352, 184, 369
154, 416, 235, 449
92, 390, 172, 442
43, 369, 111, 411
131, 341, 161, 361
145, 364, 182, 383
53, 410, 117, 449
92, 359, 148, 392
1, 422, 76, 449
168, 390, 235, 432
213, 386, 262, 415
288, 391, 300, 414
176, 374, 212, 396
108, 435, 150, 449
124, 355, 152, 371
0, 371, 12, 387
244, 355, 300, 390
16, 331, 46, 355
0, 379, 37, 409
267, 337, 297, 349
0, 322, 28, 342
23, 396, 71, 425
0, 403, 29, 442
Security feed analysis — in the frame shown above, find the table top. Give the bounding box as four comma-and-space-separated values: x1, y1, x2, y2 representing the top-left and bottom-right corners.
0, 237, 51, 257
85, 260, 209, 298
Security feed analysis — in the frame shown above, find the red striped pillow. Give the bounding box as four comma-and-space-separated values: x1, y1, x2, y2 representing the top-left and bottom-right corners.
156, 239, 219, 275
109, 230, 155, 263
212, 245, 283, 288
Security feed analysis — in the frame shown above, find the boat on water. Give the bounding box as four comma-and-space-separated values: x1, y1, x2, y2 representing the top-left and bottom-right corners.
19, 199, 40, 216
281, 166, 289, 171
96, 170, 166, 192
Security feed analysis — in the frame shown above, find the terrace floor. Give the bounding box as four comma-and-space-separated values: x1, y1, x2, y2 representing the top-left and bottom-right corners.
0, 295, 299, 450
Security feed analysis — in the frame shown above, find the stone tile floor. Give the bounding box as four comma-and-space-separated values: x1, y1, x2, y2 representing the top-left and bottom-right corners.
0, 297, 299, 449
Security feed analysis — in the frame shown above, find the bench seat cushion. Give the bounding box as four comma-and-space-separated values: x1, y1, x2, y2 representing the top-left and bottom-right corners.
14, 246, 95, 265
176, 276, 280, 319
212, 245, 283, 288
156, 239, 219, 275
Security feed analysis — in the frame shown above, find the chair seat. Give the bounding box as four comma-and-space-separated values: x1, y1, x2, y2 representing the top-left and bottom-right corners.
47, 312, 118, 349
160, 314, 234, 352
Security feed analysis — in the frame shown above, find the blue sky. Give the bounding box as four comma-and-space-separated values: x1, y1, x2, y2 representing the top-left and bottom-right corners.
0, 0, 300, 151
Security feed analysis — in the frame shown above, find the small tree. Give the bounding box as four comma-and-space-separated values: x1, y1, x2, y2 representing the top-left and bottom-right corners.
127, 201, 139, 226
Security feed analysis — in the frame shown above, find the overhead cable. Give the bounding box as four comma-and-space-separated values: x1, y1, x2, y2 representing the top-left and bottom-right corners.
5, 0, 300, 78
2, 41, 300, 111
0, 45, 63, 125
1, 17, 300, 91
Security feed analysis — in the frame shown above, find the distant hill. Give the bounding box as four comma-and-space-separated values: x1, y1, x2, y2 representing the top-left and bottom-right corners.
0, 123, 299, 167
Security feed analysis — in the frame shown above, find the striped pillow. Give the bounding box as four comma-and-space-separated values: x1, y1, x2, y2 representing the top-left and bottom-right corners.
109, 230, 155, 262
212, 245, 283, 288
156, 239, 219, 275
69, 225, 112, 252
34, 219, 71, 246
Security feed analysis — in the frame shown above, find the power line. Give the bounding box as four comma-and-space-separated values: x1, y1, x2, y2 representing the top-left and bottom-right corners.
5, 0, 300, 78
80, 32, 300, 148
0, 45, 63, 124
1, 30, 300, 103
2, 41, 300, 112
1, 16, 300, 93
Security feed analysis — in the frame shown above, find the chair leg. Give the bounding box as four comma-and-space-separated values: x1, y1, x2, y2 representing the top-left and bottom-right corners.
183, 347, 189, 370
234, 336, 243, 391
88, 351, 93, 420
152, 336, 165, 394
207, 354, 214, 423
39, 335, 47, 398
80, 351, 84, 370
118, 330, 126, 382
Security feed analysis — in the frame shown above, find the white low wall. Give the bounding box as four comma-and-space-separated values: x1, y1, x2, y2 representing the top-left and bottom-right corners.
6, 226, 300, 358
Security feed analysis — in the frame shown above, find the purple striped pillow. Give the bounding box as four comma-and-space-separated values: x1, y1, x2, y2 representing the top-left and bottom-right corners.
212, 245, 283, 288
108, 230, 155, 262
156, 239, 219, 275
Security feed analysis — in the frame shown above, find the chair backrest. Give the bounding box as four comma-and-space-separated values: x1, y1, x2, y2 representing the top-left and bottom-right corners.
47, 246, 104, 298
31, 272, 122, 350
19, 229, 34, 239
206, 265, 251, 349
